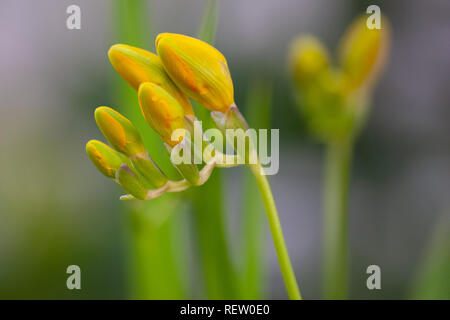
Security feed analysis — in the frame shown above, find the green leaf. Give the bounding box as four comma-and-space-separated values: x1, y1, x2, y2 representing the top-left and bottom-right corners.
112, 0, 187, 299
125, 196, 188, 299
410, 214, 450, 299
197, 0, 219, 45
190, 0, 239, 299
240, 80, 272, 299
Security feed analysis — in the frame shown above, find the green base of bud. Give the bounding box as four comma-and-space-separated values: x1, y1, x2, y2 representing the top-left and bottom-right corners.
131, 152, 168, 188
116, 164, 148, 200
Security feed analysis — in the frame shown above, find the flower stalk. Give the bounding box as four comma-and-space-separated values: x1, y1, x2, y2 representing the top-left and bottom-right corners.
213, 105, 302, 300
323, 138, 353, 299
237, 81, 271, 299
249, 163, 302, 300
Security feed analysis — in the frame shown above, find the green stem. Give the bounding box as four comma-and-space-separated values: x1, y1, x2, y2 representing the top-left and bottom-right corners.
126, 198, 187, 299
191, 0, 238, 299
192, 171, 238, 299
240, 81, 271, 299
241, 166, 265, 299
323, 139, 353, 299
249, 164, 302, 300
113, 0, 187, 299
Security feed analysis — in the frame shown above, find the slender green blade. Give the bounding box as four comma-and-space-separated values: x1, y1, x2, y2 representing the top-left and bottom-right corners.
126, 196, 188, 299
191, 0, 239, 299
240, 80, 272, 299
410, 214, 450, 299
112, 0, 187, 299
198, 0, 218, 45
112, 0, 178, 177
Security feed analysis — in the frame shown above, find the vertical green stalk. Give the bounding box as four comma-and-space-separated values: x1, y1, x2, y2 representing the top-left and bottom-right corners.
249, 164, 302, 300
241, 170, 265, 299
193, 172, 238, 299
112, 0, 187, 299
197, 0, 218, 44
221, 89, 300, 299
323, 138, 353, 299
191, 0, 238, 299
240, 81, 271, 299
410, 213, 450, 299
127, 197, 187, 299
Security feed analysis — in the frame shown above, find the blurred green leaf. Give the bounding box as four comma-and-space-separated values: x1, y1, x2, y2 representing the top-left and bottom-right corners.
197, 0, 219, 46
191, 0, 239, 299
125, 196, 188, 299
112, 0, 179, 178
410, 214, 450, 300
240, 80, 272, 299
112, 0, 187, 299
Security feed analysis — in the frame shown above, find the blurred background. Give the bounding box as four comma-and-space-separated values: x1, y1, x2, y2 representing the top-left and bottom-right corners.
0, 0, 449, 299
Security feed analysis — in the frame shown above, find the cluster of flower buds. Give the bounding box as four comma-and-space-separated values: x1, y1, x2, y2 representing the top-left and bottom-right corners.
289, 15, 390, 142
87, 34, 247, 200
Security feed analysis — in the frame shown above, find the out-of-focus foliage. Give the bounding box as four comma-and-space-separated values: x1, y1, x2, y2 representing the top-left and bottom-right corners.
410, 215, 450, 300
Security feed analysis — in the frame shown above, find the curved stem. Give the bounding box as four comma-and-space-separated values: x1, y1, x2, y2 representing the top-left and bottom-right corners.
249, 163, 302, 300
323, 139, 353, 299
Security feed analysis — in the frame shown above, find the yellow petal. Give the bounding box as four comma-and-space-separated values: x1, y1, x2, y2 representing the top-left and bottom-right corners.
156, 33, 234, 113
94, 106, 146, 156
86, 140, 123, 178
138, 82, 186, 147
108, 44, 194, 115
338, 15, 391, 92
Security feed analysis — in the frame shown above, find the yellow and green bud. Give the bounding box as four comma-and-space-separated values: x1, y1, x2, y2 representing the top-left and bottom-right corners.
156, 33, 234, 113
289, 35, 330, 88
116, 164, 148, 200
94, 106, 146, 156
138, 82, 186, 147
108, 44, 194, 115
338, 15, 391, 93
86, 140, 124, 178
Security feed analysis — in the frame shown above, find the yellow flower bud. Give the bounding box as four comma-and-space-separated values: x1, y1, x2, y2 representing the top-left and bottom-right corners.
108, 44, 194, 115
138, 82, 186, 147
94, 106, 146, 156
338, 15, 391, 92
289, 35, 330, 87
86, 140, 124, 178
156, 33, 234, 113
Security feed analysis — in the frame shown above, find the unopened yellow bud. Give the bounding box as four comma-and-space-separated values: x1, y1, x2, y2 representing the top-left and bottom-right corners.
138, 82, 186, 147
156, 33, 234, 113
94, 106, 145, 156
338, 15, 391, 92
289, 35, 330, 87
108, 44, 194, 115
86, 140, 124, 178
